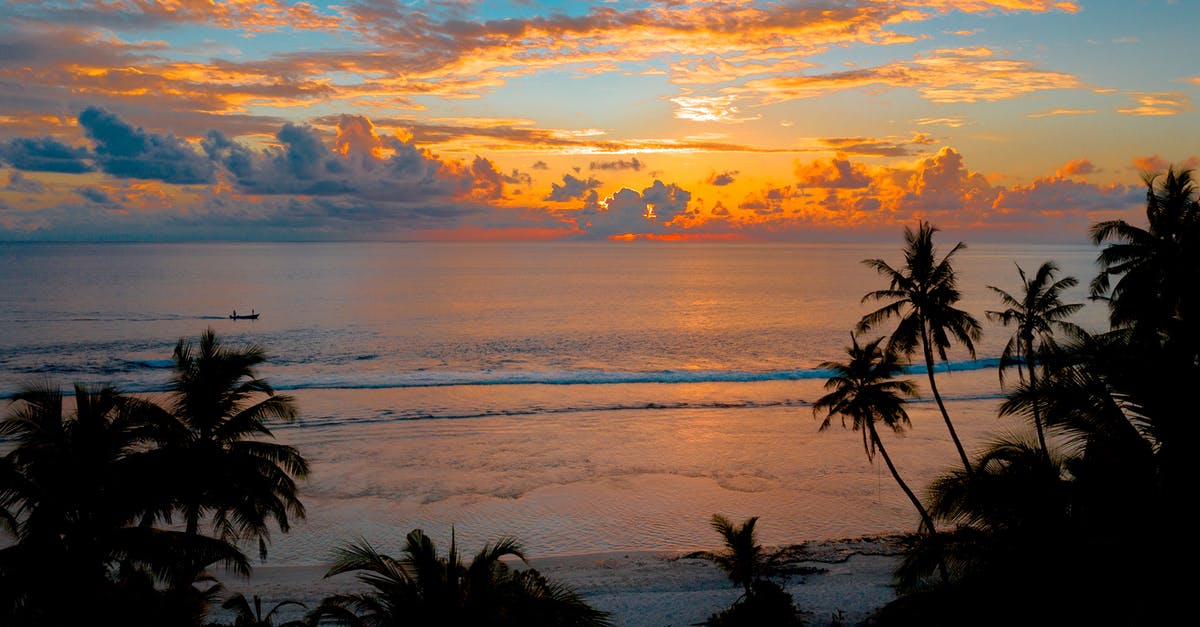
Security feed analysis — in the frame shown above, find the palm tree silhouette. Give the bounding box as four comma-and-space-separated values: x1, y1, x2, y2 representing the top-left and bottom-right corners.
221, 593, 306, 626
152, 328, 308, 559
1090, 166, 1200, 335
858, 221, 982, 476
814, 336, 937, 536
309, 529, 611, 626
986, 261, 1083, 455
697, 514, 766, 600
0, 383, 249, 625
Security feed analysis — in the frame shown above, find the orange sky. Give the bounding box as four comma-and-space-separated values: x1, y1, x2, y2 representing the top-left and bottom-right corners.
0, 1, 1197, 242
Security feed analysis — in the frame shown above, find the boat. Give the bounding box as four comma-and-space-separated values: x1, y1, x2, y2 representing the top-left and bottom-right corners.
230, 311, 260, 320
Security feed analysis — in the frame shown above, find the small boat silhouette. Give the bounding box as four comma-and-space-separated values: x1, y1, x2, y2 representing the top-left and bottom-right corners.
230, 310, 259, 320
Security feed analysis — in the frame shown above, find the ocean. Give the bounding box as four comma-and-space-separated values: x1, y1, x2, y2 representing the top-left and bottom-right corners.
0, 240, 1106, 564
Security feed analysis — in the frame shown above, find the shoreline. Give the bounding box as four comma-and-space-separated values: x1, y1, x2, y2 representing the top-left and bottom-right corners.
214, 534, 907, 626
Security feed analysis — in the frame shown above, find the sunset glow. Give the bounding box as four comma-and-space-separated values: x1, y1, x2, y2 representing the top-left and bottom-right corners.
1, 0, 1196, 242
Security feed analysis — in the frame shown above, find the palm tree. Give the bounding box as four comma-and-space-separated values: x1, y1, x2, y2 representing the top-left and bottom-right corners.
698, 514, 766, 600
1089, 166, 1200, 496
1090, 166, 1200, 335
309, 529, 611, 626
149, 328, 308, 558
696, 515, 801, 627
0, 383, 249, 626
814, 336, 937, 537
858, 221, 982, 476
221, 593, 306, 626
986, 261, 1083, 455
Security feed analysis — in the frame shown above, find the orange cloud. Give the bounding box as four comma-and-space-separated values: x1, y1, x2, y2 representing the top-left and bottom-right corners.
1027, 108, 1098, 118
1117, 92, 1192, 116
727, 47, 1082, 105
1058, 158, 1096, 177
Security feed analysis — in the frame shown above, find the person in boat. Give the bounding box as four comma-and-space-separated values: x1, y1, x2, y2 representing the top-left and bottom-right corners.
233, 309, 237, 317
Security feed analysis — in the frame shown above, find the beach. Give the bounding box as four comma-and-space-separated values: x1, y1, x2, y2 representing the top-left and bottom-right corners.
216, 536, 905, 626
0, 242, 1110, 624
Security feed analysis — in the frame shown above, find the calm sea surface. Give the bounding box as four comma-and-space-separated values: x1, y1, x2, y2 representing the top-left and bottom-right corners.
0, 241, 1105, 563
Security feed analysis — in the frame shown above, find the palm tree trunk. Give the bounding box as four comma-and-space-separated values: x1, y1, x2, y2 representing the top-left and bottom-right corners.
870, 425, 935, 534
1025, 337, 1048, 458
870, 424, 948, 584
921, 325, 973, 476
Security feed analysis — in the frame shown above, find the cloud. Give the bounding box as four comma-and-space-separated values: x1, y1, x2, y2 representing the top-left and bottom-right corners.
1027, 108, 1098, 118
76, 186, 111, 204
914, 116, 967, 127
796, 155, 872, 189
815, 134, 935, 157
532, 161, 549, 170
992, 176, 1140, 217
728, 47, 1083, 105
1117, 92, 1192, 116
707, 170, 738, 186
79, 107, 216, 184
1132, 154, 1200, 174
671, 95, 760, 122
1058, 158, 1096, 177
575, 180, 693, 238
0, 137, 94, 173
206, 114, 508, 204
590, 157, 645, 171
546, 173, 603, 202
5, 171, 45, 193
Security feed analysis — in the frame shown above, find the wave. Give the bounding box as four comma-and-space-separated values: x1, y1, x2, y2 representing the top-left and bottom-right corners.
284, 388, 1005, 430
273, 358, 1003, 391
1, 357, 1006, 397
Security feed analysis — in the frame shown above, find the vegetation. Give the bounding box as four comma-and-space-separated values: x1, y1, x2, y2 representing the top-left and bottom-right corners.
0, 330, 304, 626
985, 261, 1083, 455
219, 593, 307, 627
813, 337, 935, 537
857, 221, 982, 476
875, 167, 1199, 624
308, 528, 611, 626
695, 515, 802, 627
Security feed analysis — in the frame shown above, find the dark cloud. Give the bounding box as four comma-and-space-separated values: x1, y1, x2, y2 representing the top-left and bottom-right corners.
76, 186, 111, 204
707, 170, 738, 186
589, 157, 644, 171
200, 115, 512, 212
78, 107, 216, 184
795, 156, 871, 189
5, 171, 45, 193
503, 168, 532, 186
532, 160, 549, 170
0, 136, 94, 173
817, 136, 923, 157
546, 173, 603, 202
575, 180, 693, 238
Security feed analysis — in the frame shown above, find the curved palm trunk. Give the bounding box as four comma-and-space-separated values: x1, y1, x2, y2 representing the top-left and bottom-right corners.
921, 325, 973, 477
869, 424, 948, 584
869, 424, 935, 534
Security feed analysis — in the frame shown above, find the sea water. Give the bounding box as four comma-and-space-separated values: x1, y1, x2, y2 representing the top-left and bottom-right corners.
0, 241, 1106, 563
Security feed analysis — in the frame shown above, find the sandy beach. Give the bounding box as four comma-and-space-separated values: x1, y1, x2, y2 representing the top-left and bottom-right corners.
213, 535, 904, 626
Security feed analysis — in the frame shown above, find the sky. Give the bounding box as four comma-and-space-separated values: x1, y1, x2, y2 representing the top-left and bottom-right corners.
0, 0, 1197, 242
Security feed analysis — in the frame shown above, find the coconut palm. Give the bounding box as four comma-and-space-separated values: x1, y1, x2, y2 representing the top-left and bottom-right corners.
220, 593, 307, 626
1089, 167, 1200, 495
0, 382, 249, 626
1090, 166, 1200, 335
698, 514, 766, 600
309, 529, 611, 626
858, 221, 982, 476
813, 336, 936, 536
986, 261, 1083, 455
149, 328, 308, 558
